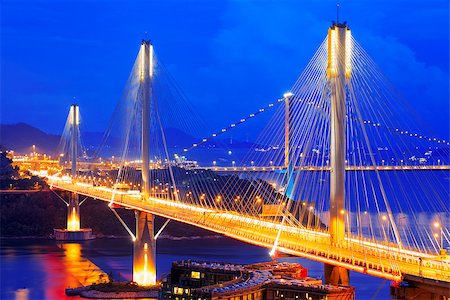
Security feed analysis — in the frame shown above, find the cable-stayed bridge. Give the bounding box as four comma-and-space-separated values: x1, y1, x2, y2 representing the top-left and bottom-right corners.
21, 21, 449, 298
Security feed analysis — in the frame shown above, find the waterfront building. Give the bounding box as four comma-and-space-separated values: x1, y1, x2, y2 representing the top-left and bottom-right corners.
162, 260, 354, 300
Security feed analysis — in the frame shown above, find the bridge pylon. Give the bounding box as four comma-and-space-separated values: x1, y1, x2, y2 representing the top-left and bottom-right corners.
68, 104, 80, 231
54, 104, 93, 240
132, 40, 156, 286
324, 21, 351, 286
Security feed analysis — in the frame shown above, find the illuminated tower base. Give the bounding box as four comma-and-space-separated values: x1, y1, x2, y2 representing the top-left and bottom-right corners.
53, 192, 94, 241
133, 211, 156, 286
68, 192, 80, 231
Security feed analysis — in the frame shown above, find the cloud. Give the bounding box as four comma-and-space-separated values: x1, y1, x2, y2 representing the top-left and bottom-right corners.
355, 31, 449, 136
186, 2, 330, 138
1, 0, 447, 139
194, 0, 449, 138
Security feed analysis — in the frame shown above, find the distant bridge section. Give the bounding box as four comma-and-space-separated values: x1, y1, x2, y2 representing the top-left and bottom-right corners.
199, 165, 450, 172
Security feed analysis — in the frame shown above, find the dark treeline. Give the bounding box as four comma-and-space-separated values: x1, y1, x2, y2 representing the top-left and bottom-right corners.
0, 191, 214, 238
0, 190, 131, 237
0, 149, 212, 238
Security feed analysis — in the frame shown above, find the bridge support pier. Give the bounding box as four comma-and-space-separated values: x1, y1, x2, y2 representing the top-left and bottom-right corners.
53, 191, 93, 240
324, 264, 350, 286
133, 210, 156, 286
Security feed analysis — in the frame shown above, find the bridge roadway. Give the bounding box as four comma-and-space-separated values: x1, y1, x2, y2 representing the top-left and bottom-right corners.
47, 177, 450, 285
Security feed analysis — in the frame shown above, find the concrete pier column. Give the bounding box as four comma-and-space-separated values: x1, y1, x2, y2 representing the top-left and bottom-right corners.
133, 210, 156, 286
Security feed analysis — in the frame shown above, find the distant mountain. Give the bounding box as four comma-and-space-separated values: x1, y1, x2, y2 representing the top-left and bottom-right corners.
164, 127, 198, 148
0, 123, 256, 156
0, 123, 60, 155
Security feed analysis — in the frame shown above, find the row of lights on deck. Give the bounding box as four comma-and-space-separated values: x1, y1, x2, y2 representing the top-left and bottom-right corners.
181, 89, 448, 154
363, 120, 449, 145
183, 94, 291, 153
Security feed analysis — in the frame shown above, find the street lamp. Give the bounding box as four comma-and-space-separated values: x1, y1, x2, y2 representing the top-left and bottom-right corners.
434, 221, 444, 251
283, 92, 294, 99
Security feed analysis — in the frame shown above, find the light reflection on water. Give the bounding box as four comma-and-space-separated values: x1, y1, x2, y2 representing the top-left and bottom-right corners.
57, 243, 108, 287
0, 237, 391, 299
1, 240, 81, 299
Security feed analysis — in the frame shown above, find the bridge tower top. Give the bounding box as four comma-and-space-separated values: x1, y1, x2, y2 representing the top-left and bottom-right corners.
327, 22, 351, 79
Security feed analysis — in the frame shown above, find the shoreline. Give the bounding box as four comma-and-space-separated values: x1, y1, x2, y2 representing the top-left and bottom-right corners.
0, 234, 224, 240
66, 284, 160, 299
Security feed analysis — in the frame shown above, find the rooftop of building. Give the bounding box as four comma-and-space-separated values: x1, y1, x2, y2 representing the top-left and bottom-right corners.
167, 260, 354, 296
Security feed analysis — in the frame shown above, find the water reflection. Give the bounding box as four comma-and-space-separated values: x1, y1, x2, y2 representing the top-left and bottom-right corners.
41, 243, 81, 299
1, 238, 392, 299
58, 243, 108, 286
1, 240, 105, 300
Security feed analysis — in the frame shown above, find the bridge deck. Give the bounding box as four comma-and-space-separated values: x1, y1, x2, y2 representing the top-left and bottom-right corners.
49, 178, 450, 284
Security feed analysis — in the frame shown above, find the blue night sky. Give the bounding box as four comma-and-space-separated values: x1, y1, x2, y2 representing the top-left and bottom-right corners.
1, 0, 449, 140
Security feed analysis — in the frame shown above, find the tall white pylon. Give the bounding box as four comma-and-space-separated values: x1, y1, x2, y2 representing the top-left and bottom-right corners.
324, 22, 351, 286
133, 40, 156, 286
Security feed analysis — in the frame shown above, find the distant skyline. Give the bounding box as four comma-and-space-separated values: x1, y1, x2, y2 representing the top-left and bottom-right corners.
1, 0, 449, 140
